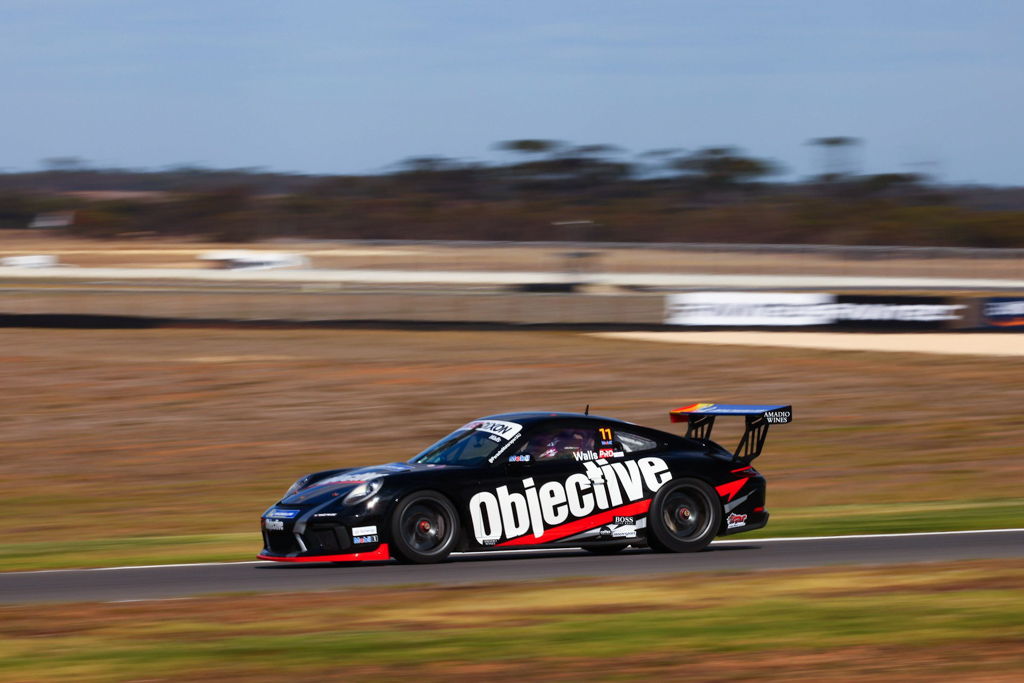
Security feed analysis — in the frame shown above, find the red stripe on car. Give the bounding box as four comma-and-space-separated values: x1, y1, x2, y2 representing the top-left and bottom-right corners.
496, 499, 652, 547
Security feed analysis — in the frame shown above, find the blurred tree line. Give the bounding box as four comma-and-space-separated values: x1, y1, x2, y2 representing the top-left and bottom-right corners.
1, 141, 1022, 247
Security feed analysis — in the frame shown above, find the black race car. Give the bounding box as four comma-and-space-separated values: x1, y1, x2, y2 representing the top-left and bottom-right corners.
259, 403, 791, 564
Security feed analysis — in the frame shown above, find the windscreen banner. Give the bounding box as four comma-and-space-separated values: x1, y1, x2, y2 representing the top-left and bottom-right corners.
665, 292, 967, 329
981, 298, 1024, 329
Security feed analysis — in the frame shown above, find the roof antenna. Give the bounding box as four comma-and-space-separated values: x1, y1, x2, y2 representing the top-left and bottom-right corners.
584, 404, 590, 415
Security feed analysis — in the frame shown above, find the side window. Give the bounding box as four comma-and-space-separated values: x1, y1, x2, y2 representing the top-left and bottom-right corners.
616, 429, 659, 454
522, 426, 597, 461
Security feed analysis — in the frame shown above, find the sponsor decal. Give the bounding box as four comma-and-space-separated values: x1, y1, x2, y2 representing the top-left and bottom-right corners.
763, 410, 792, 424
488, 437, 521, 463
666, 293, 965, 327
983, 298, 1024, 328
314, 512, 338, 518
488, 434, 502, 443
352, 535, 378, 544
462, 419, 524, 440
565, 516, 647, 542
573, 450, 601, 462
266, 508, 300, 519
611, 524, 637, 538
614, 516, 634, 525
727, 513, 748, 529
573, 449, 623, 462
264, 519, 285, 531
508, 454, 531, 463
351, 525, 378, 536
468, 456, 672, 544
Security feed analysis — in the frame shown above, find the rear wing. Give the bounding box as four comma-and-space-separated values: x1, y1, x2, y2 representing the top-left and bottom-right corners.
669, 403, 792, 463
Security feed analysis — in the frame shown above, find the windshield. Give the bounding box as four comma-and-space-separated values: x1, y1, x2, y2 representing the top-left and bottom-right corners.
410, 421, 522, 466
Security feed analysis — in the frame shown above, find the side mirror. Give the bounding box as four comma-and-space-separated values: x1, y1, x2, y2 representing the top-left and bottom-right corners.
505, 453, 533, 471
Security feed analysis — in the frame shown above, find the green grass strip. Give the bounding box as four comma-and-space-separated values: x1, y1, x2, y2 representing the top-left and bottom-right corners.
0, 586, 1021, 679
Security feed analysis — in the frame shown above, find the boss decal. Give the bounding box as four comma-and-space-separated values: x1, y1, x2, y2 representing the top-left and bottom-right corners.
468, 456, 672, 544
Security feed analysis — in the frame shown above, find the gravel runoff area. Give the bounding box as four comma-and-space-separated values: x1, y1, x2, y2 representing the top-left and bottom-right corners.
591, 331, 1024, 357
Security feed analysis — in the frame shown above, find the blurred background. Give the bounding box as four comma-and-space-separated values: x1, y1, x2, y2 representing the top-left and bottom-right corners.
1, 2, 1023, 681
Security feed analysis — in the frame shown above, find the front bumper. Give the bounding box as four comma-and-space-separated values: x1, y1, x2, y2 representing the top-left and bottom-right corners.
258, 544, 391, 563
259, 505, 390, 563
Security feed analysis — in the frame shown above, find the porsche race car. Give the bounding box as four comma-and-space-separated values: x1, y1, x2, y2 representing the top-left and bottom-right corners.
259, 404, 791, 564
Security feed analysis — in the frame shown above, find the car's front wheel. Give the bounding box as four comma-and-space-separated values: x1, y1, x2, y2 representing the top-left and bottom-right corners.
389, 491, 460, 564
646, 478, 721, 553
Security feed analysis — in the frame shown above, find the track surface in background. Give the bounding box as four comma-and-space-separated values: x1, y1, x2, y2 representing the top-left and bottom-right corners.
4, 530, 1021, 604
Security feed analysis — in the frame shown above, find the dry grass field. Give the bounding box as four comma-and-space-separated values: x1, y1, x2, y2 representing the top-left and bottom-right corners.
1, 325, 1022, 568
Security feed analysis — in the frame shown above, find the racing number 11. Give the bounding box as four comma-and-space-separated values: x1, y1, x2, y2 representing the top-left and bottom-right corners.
598, 427, 613, 441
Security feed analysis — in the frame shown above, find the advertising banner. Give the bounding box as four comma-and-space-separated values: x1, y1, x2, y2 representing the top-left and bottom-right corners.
663, 292, 832, 326
828, 295, 967, 329
981, 298, 1024, 329
665, 292, 966, 329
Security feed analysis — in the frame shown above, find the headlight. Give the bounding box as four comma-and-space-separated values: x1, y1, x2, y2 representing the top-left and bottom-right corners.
284, 476, 312, 497
344, 478, 383, 505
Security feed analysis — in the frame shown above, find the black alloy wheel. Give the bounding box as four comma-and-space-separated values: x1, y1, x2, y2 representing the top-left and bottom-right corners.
389, 491, 460, 564
647, 478, 721, 553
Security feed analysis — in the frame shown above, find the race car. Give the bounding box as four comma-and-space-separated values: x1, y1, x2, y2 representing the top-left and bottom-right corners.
259, 404, 791, 564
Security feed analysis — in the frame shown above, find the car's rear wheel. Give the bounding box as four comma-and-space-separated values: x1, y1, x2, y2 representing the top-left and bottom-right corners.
580, 543, 629, 555
389, 491, 460, 564
647, 478, 720, 553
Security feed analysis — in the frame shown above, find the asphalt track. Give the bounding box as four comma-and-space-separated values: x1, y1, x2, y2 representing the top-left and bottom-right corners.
2, 529, 1021, 605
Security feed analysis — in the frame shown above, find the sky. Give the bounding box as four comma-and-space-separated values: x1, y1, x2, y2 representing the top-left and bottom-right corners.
2, 0, 1022, 185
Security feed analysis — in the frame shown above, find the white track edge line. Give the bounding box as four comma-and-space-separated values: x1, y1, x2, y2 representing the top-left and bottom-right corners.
9, 528, 1023, 574
712, 527, 1024, 544
17, 560, 270, 574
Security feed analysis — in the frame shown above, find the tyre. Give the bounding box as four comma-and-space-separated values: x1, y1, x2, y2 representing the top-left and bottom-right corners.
389, 491, 460, 564
580, 543, 629, 555
646, 478, 721, 553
